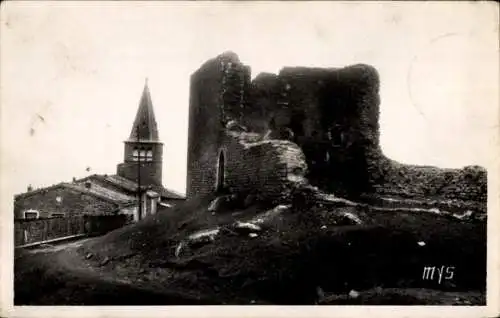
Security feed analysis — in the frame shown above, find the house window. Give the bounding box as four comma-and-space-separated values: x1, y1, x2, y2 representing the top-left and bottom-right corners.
50, 213, 64, 218
24, 209, 40, 219
132, 149, 139, 161
146, 150, 153, 162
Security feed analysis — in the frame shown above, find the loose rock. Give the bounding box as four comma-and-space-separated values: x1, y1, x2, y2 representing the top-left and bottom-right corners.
100, 256, 110, 266
348, 290, 360, 299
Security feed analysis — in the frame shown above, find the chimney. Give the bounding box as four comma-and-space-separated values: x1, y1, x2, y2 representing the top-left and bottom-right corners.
27, 184, 33, 192
72, 177, 77, 183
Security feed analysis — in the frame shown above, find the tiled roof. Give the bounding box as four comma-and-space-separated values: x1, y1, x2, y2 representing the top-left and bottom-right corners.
14, 183, 66, 200
16, 173, 186, 202
106, 174, 139, 190
14, 182, 135, 206
63, 183, 136, 205
81, 174, 186, 200
95, 174, 139, 193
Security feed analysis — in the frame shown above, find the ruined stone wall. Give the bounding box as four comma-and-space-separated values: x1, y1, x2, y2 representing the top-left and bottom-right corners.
186, 51, 487, 205
186, 52, 309, 200
186, 52, 246, 198
270, 65, 382, 198
226, 64, 382, 199
244, 73, 282, 132
222, 131, 307, 202
221, 57, 252, 124
372, 159, 487, 204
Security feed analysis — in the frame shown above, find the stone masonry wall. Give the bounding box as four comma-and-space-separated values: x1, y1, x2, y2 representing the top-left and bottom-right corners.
372, 158, 487, 203
222, 131, 308, 202
187, 51, 487, 205
117, 141, 163, 187
271, 65, 382, 198
14, 186, 119, 219
186, 52, 248, 198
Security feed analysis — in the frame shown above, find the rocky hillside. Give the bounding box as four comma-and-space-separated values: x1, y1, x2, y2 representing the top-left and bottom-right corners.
73, 183, 486, 305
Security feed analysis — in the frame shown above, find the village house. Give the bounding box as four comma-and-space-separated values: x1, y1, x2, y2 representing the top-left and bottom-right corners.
14, 80, 185, 222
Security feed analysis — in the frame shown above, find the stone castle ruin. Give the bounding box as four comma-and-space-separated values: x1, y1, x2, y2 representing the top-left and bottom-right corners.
186, 51, 487, 211
21, 52, 485, 307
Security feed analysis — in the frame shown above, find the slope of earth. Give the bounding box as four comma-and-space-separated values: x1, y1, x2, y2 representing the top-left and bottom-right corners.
15, 191, 486, 305
15, 240, 219, 305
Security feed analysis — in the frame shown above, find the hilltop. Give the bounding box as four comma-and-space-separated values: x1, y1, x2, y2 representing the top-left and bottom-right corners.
14, 52, 488, 305
64, 184, 486, 305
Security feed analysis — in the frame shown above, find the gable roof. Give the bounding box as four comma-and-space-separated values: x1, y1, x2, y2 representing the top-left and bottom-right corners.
14, 182, 136, 207
76, 174, 186, 200
16, 171, 186, 203
64, 183, 136, 205
14, 183, 66, 201
79, 174, 138, 193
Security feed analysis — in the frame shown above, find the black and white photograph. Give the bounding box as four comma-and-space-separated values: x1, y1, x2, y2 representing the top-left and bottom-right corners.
1, 1, 498, 317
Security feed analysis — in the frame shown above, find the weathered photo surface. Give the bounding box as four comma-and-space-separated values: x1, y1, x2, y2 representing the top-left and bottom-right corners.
1, 1, 498, 316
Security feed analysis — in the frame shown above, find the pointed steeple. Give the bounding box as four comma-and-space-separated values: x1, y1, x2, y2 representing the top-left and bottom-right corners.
128, 78, 160, 142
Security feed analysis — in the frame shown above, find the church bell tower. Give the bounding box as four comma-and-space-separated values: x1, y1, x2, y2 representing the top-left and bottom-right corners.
117, 79, 163, 187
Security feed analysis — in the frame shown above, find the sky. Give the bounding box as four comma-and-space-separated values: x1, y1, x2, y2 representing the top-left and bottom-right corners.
0, 1, 498, 201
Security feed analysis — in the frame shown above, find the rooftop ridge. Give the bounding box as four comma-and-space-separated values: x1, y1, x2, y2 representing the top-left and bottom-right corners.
62, 183, 136, 206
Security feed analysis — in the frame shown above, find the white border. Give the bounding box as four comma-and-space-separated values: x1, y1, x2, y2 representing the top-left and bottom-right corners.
1, 1, 499, 318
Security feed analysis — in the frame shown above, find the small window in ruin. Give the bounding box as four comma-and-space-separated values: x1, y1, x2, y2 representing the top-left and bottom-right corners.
290, 113, 305, 139
269, 117, 276, 130
334, 132, 344, 146
328, 125, 344, 147
215, 150, 226, 192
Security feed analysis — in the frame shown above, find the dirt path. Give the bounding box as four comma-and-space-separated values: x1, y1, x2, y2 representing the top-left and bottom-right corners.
16, 239, 486, 305
21, 238, 92, 255
15, 239, 217, 305
15, 213, 486, 306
